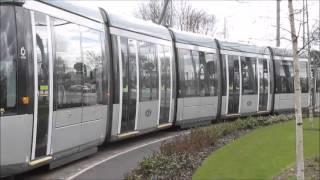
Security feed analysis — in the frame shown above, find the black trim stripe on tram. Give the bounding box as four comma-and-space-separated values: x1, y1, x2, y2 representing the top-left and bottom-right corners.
267, 46, 276, 114
214, 39, 223, 121
168, 29, 179, 126
99, 8, 114, 143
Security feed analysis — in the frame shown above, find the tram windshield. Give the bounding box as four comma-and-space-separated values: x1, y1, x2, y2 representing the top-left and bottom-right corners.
0, 6, 17, 115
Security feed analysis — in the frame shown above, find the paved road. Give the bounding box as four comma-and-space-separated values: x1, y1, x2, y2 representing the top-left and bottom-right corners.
16, 129, 189, 180
75, 143, 160, 180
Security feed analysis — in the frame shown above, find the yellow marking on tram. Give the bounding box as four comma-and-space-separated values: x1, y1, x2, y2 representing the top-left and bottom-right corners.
158, 123, 172, 129
118, 131, 139, 139
29, 156, 52, 166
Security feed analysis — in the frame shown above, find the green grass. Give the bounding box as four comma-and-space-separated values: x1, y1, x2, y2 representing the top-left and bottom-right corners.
193, 117, 320, 180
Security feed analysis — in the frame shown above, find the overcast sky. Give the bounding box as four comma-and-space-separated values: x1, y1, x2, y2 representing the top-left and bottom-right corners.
72, 0, 319, 49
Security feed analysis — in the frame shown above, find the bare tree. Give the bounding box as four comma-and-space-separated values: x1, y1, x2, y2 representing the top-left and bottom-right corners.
135, 0, 216, 36
288, 0, 305, 179
135, 0, 173, 27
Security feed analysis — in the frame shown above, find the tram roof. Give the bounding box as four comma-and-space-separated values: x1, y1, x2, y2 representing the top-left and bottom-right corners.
107, 13, 172, 41
39, 0, 172, 41
170, 29, 217, 49
219, 41, 269, 55
39, 0, 103, 22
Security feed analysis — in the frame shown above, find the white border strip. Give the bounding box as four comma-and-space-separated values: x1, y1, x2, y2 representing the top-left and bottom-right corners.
31, 11, 38, 160
117, 36, 123, 134
175, 43, 216, 53
157, 45, 162, 125
220, 49, 270, 59
110, 27, 171, 46
169, 47, 173, 123
134, 40, 139, 130
225, 55, 229, 114
46, 15, 54, 155
238, 56, 242, 114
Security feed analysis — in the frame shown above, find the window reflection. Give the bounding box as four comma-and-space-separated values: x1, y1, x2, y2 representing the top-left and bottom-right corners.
299, 62, 308, 93
81, 27, 103, 106
221, 55, 227, 96
178, 49, 217, 98
139, 41, 158, 101
180, 49, 198, 97
275, 60, 294, 93
159, 45, 171, 123
241, 57, 257, 95
54, 19, 82, 108
204, 53, 217, 96
0, 6, 17, 115
317, 67, 320, 92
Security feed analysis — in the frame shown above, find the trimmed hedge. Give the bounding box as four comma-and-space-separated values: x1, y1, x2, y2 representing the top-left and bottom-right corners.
125, 114, 294, 180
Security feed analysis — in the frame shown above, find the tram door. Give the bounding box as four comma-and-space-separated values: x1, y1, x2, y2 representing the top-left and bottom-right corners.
31, 12, 53, 160
227, 56, 240, 114
120, 38, 137, 133
258, 59, 269, 111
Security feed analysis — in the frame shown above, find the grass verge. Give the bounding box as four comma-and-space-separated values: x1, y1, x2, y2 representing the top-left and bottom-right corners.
193, 117, 320, 180
125, 114, 298, 179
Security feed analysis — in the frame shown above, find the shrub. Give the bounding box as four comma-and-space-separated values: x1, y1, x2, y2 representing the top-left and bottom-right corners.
126, 114, 294, 179
160, 128, 217, 155
125, 153, 196, 180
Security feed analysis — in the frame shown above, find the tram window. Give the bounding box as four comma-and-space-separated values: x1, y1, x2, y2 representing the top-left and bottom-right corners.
221, 55, 227, 96
275, 60, 294, 93
241, 57, 257, 95
205, 53, 218, 96
0, 6, 17, 115
112, 35, 120, 103
159, 45, 171, 101
162, 46, 173, 99
299, 61, 308, 93
139, 41, 158, 101
178, 49, 185, 97
81, 27, 103, 106
199, 52, 206, 96
180, 49, 198, 97
191, 51, 200, 96
54, 19, 82, 109
179, 49, 205, 97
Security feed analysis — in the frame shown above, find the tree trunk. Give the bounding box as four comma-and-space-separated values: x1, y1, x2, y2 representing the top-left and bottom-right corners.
288, 0, 305, 180
305, 0, 314, 128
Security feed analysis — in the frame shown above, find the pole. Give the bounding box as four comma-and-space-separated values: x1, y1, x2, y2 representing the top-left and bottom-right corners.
158, 0, 170, 25
305, 0, 314, 127
302, 0, 305, 47
288, 0, 305, 179
276, 0, 281, 47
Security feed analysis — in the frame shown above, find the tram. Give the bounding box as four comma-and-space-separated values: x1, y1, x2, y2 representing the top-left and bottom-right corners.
0, 0, 319, 177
